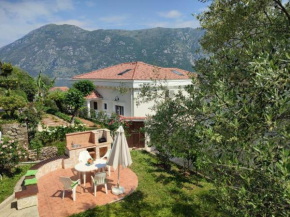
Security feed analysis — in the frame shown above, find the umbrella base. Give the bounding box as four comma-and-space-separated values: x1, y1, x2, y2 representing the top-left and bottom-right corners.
112, 186, 125, 195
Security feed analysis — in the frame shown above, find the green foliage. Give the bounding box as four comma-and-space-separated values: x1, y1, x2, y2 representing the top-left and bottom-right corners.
47, 90, 66, 112
137, 1, 290, 215
46, 109, 82, 125
93, 112, 131, 135
47, 140, 66, 155
36, 72, 55, 101
37, 125, 87, 145
72, 80, 95, 96
18, 103, 42, 141
29, 138, 43, 157
0, 164, 31, 203
79, 107, 96, 119
0, 138, 28, 174
64, 88, 85, 124
0, 62, 13, 77
0, 94, 27, 117
13, 67, 37, 102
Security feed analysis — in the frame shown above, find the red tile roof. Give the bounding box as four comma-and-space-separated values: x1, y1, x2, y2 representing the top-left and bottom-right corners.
85, 90, 103, 99
49, 86, 69, 92
73, 61, 195, 80
120, 116, 146, 121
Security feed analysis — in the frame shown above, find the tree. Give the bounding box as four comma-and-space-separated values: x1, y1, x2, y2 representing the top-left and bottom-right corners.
36, 72, 55, 101
72, 80, 95, 97
47, 90, 66, 112
0, 94, 27, 117
138, 0, 290, 215
13, 67, 37, 102
192, 0, 290, 215
64, 88, 85, 124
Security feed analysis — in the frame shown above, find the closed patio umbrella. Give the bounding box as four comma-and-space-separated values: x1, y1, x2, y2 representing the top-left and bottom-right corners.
107, 126, 132, 195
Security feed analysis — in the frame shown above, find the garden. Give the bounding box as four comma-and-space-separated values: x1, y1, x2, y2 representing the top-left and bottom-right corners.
0, 1, 290, 216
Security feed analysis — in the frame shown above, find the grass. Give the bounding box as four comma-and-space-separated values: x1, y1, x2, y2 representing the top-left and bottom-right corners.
0, 164, 31, 203
71, 150, 221, 217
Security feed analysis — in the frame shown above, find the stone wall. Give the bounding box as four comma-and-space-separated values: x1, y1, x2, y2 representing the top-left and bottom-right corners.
28, 146, 58, 161
35, 158, 63, 179
0, 123, 28, 148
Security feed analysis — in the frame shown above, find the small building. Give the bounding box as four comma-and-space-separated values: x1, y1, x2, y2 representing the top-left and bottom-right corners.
49, 86, 69, 92
72, 61, 194, 148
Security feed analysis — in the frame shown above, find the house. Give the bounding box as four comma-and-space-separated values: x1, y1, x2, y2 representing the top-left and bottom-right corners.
49, 86, 69, 92
72, 61, 194, 148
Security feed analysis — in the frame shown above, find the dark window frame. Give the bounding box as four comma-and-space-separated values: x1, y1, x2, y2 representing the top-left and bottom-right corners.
115, 105, 124, 115
93, 102, 98, 110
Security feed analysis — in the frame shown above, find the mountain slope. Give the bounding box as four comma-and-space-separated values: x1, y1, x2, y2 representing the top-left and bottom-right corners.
0, 24, 204, 78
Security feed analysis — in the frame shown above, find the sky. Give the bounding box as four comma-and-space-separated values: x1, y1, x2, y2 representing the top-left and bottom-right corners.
0, 0, 210, 48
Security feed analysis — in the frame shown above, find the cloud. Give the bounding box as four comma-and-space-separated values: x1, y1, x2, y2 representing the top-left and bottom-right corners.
198, 7, 210, 12
85, 1, 96, 7
158, 10, 182, 18
0, 0, 95, 48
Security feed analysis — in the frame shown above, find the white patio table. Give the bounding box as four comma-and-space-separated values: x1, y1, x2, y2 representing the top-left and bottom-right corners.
74, 159, 107, 190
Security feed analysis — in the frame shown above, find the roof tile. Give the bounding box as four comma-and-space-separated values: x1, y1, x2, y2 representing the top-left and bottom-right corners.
73, 62, 195, 80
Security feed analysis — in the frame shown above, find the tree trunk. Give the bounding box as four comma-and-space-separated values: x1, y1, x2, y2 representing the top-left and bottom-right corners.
70, 109, 78, 125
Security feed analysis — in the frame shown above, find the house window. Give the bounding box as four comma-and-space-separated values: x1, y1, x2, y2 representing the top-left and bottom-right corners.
115, 105, 124, 116
104, 103, 107, 110
93, 102, 98, 110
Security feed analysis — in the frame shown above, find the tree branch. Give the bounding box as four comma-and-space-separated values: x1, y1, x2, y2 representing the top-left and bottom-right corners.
274, 0, 290, 25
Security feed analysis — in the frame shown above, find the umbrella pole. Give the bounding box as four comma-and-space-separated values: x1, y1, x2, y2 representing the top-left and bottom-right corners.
117, 164, 120, 188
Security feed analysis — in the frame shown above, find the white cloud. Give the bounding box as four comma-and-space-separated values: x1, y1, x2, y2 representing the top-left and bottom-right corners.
158, 10, 182, 18
85, 1, 96, 7
0, 0, 95, 48
198, 7, 210, 12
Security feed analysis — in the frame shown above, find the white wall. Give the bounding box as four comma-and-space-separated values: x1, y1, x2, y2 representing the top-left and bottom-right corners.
92, 83, 133, 117
73, 78, 192, 118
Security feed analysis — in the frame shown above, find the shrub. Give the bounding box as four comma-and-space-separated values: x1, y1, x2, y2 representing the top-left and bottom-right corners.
48, 140, 66, 155
37, 125, 87, 144
0, 94, 27, 117
18, 103, 42, 142
46, 90, 66, 112
46, 109, 82, 124
0, 138, 28, 174
29, 138, 43, 158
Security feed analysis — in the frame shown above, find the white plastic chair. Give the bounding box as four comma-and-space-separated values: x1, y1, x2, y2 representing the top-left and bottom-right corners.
101, 149, 112, 176
59, 177, 80, 201
91, 172, 108, 197
79, 150, 92, 163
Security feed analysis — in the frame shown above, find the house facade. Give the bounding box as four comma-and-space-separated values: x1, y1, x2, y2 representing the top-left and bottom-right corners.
72, 61, 194, 120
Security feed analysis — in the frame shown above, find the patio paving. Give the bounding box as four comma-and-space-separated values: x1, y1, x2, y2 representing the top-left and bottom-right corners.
37, 167, 138, 217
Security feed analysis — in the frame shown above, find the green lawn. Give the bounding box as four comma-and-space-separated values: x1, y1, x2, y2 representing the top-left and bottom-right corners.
0, 164, 31, 203
71, 150, 221, 217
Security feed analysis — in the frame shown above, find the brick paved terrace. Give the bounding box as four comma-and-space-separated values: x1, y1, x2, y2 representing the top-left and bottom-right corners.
37, 168, 138, 217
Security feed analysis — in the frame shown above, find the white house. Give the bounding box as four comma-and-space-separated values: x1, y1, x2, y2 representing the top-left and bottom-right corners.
73, 61, 193, 118
72, 61, 194, 148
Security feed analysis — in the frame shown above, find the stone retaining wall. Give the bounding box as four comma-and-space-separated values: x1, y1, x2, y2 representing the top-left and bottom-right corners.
35, 158, 64, 179
28, 146, 58, 161
1, 123, 28, 147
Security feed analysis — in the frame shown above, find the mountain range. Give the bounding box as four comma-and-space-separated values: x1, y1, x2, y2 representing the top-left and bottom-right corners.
0, 24, 204, 78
